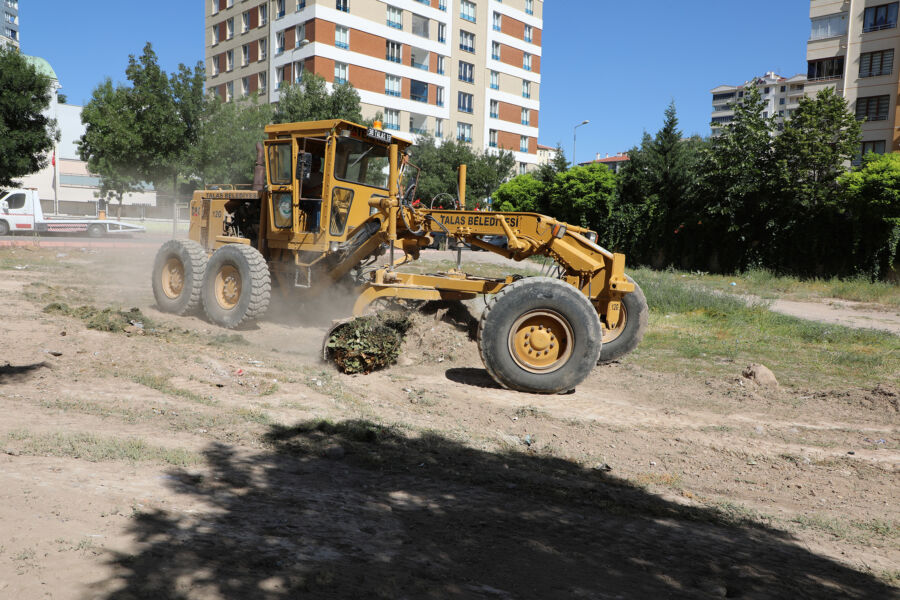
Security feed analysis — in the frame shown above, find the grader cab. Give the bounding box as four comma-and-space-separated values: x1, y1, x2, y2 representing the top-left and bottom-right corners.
152, 119, 648, 393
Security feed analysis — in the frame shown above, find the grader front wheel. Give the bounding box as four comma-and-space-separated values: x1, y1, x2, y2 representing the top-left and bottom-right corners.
151, 240, 208, 315
478, 277, 602, 394
598, 275, 648, 364
201, 244, 271, 329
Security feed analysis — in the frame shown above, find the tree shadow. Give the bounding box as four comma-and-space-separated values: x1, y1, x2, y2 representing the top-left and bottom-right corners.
0, 361, 48, 384
96, 419, 894, 599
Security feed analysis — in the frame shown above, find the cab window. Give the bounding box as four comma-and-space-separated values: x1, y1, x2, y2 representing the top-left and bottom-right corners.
5, 193, 26, 209
267, 143, 292, 185
333, 137, 390, 190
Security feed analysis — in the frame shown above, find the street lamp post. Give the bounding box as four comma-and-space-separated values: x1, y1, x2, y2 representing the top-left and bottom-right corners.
572, 119, 589, 167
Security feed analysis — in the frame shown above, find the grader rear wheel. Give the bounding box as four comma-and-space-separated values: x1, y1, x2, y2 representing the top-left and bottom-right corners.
201, 244, 271, 329
598, 275, 648, 364
151, 240, 208, 315
478, 277, 602, 394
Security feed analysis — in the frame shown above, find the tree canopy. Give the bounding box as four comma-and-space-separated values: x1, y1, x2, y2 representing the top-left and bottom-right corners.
273, 72, 363, 124
0, 46, 58, 186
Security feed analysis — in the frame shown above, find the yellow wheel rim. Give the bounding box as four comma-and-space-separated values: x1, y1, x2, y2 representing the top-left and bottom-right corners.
602, 303, 627, 345
161, 257, 185, 299
214, 264, 242, 310
508, 310, 573, 374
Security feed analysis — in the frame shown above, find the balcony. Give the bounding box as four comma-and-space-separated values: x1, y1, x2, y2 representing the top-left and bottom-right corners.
335, 77, 347, 85
387, 19, 402, 29
412, 15, 430, 38
336, 41, 349, 49
490, 110, 498, 118
863, 21, 897, 33
385, 89, 401, 97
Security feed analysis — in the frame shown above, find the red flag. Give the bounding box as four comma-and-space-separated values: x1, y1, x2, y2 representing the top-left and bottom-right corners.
51, 151, 56, 167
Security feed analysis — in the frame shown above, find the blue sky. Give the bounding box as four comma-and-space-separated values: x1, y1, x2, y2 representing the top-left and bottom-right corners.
24, 1, 811, 163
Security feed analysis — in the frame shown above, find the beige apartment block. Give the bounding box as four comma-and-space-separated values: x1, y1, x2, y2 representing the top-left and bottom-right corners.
710, 71, 807, 136
2, 0, 19, 48
206, 0, 272, 102
203, 0, 543, 171
808, 0, 900, 154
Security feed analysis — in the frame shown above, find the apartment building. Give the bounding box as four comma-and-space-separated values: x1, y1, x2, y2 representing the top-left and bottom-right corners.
808, 0, 900, 155
204, 0, 543, 171
2, 0, 19, 48
710, 72, 807, 136
206, 0, 273, 102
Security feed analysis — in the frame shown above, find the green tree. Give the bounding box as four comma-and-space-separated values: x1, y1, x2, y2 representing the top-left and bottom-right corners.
190, 95, 274, 186
547, 163, 617, 229
838, 152, 900, 278
0, 46, 58, 186
273, 72, 363, 124
467, 148, 515, 207
493, 174, 544, 212
694, 86, 779, 271
534, 144, 568, 184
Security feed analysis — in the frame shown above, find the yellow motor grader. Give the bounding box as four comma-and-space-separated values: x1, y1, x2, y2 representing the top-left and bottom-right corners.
152, 119, 647, 393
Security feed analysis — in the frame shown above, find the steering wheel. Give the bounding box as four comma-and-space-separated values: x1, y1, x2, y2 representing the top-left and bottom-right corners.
402, 182, 417, 206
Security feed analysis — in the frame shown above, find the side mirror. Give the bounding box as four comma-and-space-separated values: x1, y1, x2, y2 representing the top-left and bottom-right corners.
296, 152, 312, 180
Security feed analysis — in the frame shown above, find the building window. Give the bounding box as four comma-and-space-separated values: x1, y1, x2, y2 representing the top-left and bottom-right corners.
226, 49, 234, 71
491, 41, 500, 60
435, 118, 444, 138
336, 0, 349, 12
457, 122, 472, 143
410, 80, 428, 102
295, 23, 306, 46
856, 95, 890, 121
258, 72, 267, 92
241, 44, 249, 66
387, 5, 402, 28
521, 107, 529, 125
518, 162, 527, 175
436, 86, 445, 107
807, 56, 844, 81
226, 17, 234, 39
523, 53, 532, 71
212, 0, 218, 15
763, 87, 770, 94
460, 30, 475, 52
860, 49, 894, 77
384, 108, 400, 130
525, 0, 533, 15
212, 25, 219, 45
438, 22, 446, 43
522, 80, 530, 98
460, 0, 476, 22
489, 130, 498, 147
437, 55, 445, 74
520, 136, 529, 152
276, 31, 285, 54
493, 12, 501, 31
458, 91, 473, 113
293, 61, 304, 83
242, 11, 250, 33
412, 14, 429, 38
779, 97, 785, 105
386, 40, 401, 63
810, 13, 847, 39
524, 25, 532, 43
459, 61, 474, 83
334, 62, 348, 84
861, 140, 887, 155
490, 70, 499, 89
227, 0, 233, 7
259, 38, 267, 59
296, 0, 306, 10
490, 99, 498, 118
335, 25, 349, 49
276, 0, 285, 18
211, 55, 220, 76
259, 4, 268, 25
226, 81, 234, 102
863, 3, 898, 32
385, 74, 401, 97
780, 85, 786, 92
241, 76, 249, 97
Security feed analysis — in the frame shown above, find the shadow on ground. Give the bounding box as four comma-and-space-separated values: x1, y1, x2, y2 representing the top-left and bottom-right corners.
0, 361, 48, 383
96, 419, 893, 599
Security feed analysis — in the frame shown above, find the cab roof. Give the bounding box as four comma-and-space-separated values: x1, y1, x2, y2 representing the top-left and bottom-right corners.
264, 119, 412, 149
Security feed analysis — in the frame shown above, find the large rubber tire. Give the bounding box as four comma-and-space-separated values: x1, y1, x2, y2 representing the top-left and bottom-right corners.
0, 220, 9, 236
201, 244, 270, 329
598, 276, 649, 364
152, 240, 208, 315
477, 277, 602, 394
87, 224, 105, 238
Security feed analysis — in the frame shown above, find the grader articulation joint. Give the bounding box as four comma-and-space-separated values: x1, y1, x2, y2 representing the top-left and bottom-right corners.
152, 119, 648, 394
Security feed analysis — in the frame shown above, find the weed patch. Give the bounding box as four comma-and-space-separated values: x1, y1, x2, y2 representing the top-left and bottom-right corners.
43, 302, 157, 334
2, 429, 200, 466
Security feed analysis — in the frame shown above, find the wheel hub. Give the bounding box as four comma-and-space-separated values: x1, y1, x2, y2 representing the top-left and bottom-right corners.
215, 265, 242, 310
508, 310, 574, 374
161, 258, 185, 299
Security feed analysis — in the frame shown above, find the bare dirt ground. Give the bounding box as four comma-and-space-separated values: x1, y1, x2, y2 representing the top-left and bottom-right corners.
0, 243, 898, 599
